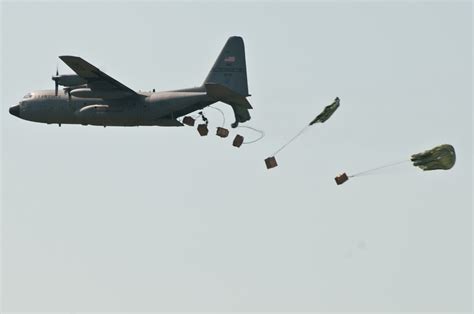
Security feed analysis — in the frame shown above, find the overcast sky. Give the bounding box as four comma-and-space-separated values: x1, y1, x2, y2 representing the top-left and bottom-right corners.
1, 1, 472, 312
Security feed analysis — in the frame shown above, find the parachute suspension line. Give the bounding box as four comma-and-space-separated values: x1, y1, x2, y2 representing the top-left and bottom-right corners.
272, 126, 309, 156
207, 105, 226, 127
238, 125, 265, 144
349, 159, 410, 178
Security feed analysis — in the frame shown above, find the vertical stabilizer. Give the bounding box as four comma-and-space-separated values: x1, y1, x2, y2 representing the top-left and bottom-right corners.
204, 36, 249, 97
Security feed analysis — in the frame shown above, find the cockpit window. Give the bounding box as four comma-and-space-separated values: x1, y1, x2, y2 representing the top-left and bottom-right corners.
23, 93, 33, 99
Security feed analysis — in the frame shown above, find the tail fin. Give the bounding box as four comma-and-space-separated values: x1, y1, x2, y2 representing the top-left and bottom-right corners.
203, 36, 249, 97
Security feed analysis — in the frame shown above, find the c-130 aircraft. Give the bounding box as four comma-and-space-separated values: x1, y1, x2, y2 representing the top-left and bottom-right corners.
9, 36, 252, 128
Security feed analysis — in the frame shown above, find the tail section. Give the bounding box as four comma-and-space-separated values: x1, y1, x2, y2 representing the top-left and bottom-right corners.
204, 36, 249, 97
204, 36, 251, 127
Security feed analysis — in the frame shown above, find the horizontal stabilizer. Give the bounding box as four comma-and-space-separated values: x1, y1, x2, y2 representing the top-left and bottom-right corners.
205, 83, 252, 109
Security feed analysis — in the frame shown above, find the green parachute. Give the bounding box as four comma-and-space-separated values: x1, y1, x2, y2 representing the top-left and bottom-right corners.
265, 97, 340, 169
309, 97, 340, 125
411, 144, 456, 171
335, 144, 456, 185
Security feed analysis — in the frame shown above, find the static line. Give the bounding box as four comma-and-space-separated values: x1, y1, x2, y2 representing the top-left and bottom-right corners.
207, 105, 226, 127
272, 126, 309, 156
239, 125, 265, 144
349, 160, 410, 177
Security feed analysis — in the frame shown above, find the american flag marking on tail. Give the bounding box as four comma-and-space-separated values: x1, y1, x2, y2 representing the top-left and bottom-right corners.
224, 56, 235, 63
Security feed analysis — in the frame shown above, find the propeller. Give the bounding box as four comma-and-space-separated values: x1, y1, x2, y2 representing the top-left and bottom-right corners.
52, 66, 59, 96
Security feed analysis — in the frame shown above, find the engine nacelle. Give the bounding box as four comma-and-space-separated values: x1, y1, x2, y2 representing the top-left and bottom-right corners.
53, 74, 87, 87
70, 88, 95, 98
70, 87, 131, 99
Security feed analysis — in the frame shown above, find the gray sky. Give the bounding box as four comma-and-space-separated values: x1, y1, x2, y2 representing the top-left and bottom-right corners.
1, 0, 472, 312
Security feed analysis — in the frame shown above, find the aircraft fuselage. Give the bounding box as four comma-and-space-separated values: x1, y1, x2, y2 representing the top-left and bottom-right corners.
9, 87, 216, 127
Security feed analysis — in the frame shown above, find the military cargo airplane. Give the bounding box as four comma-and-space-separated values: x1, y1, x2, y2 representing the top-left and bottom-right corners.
9, 36, 252, 128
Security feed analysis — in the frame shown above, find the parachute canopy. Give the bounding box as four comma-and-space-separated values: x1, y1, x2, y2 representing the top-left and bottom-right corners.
264, 97, 340, 170
309, 97, 340, 125
411, 144, 456, 171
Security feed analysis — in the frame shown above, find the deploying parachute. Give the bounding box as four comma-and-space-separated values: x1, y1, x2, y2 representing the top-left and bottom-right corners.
265, 97, 340, 169
335, 144, 456, 185
309, 97, 340, 125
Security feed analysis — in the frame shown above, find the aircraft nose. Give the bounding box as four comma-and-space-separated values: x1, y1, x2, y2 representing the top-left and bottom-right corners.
9, 104, 20, 118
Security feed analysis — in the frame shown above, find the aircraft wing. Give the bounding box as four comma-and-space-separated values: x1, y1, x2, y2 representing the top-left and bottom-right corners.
59, 55, 137, 98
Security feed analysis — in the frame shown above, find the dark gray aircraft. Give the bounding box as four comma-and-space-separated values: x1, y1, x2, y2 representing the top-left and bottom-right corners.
9, 36, 252, 128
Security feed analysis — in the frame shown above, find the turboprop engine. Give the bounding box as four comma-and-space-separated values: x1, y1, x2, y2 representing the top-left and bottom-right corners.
51, 72, 87, 95
70, 88, 131, 99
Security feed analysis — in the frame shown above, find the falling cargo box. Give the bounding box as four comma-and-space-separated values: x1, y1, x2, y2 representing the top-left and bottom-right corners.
233, 134, 244, 147
216, 127, 229, 138
335, 173, 349, 185
197, 124, 209, 136
182, 116, 195, 126
265, 156, 278, 169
